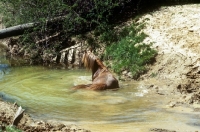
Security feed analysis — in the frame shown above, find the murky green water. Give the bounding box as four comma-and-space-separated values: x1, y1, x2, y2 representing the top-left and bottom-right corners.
1, 45, 200, 132
0, 65, 150, 122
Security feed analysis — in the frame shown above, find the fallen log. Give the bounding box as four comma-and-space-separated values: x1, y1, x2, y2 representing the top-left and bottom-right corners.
0, 23, 36, 39
0, 16, 66, 39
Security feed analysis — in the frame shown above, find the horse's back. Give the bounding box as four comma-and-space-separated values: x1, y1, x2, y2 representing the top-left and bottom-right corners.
93, 72, 119, 89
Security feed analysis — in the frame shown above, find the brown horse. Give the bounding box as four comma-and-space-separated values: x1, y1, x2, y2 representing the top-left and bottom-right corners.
72, 50, 119, 90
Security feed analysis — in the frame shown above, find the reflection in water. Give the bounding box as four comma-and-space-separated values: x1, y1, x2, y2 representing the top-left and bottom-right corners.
0, 64, 10, 79
0, 92, 15, 102
0, 45, 10, 80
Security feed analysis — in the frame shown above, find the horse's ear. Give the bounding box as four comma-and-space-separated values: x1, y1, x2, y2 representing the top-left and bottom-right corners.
89, 47, 93, 52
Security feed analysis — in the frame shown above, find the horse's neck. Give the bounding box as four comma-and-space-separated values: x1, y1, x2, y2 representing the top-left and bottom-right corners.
95, 59, 105, 68
92, 68, 102, 81
92, 60, 108, 80
91, 61, 101, 80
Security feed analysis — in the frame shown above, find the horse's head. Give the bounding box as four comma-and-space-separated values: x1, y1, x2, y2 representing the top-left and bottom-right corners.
82, 49, 96, 70
82, 49, 107, 69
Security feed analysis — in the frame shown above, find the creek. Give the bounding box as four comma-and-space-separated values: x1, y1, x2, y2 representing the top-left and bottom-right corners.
0, 45, 200, 132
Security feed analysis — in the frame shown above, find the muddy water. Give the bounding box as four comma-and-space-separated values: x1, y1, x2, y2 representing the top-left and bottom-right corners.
0, 65, 148, 122
0, 46, 200, 132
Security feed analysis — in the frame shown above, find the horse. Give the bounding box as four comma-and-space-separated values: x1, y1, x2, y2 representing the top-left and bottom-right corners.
72, 50, 119, 90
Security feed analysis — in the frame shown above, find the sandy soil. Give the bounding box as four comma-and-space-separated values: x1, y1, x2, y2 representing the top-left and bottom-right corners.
138, 4, 200, 131
140, 4, 200, 105
1, 3, 200, 132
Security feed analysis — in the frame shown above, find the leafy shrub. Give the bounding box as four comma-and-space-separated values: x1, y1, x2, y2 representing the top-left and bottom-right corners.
104, 22, 157, 79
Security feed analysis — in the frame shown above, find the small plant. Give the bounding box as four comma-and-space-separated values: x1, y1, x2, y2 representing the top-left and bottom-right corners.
150, 72, 158, 78
0, 125, 22, 132
6, 126, 22, 132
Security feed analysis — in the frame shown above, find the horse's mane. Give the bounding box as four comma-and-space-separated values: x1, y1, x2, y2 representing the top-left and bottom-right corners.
95, 58, 107, 69
82, 52, 95, 70
82, 51, 106, 70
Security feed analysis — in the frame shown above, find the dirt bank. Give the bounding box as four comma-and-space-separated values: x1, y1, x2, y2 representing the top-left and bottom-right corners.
0, 100, 90, 132
1, 3, 200, 132
139, 4, 200, 105
137, 4, 200, 131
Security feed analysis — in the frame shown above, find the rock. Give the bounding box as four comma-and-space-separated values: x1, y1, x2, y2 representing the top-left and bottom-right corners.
54, 123, 66, 131
122, 70, 128, 75
150, 128, 176, 132
127, 72, 133, 78
36, 121, 45, 125
166, 101, 176, 108
157, 92, 165, 95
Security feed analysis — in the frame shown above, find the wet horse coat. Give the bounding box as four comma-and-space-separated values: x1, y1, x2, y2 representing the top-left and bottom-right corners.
73, 50, 119, 90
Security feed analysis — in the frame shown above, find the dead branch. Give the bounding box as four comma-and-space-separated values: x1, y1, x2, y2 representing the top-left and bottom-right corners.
36, 32, 61, 44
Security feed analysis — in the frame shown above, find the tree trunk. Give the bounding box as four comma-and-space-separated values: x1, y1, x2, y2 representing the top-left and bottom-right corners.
0, 23, 36, 39
0, 16, 66, 39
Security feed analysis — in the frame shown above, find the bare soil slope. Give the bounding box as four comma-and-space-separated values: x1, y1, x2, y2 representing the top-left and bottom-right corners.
139, 4, 200, 105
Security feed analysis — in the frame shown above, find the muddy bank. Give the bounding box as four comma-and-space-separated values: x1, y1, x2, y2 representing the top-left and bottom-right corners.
0, 99, 90, 132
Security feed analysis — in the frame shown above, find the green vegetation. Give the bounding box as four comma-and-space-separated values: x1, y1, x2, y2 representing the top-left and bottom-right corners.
0, 125, 22, 132
0, 0, 132, 64
100, 21, 157, 78
0, 0, 125, 31
150, 72, 158, 78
